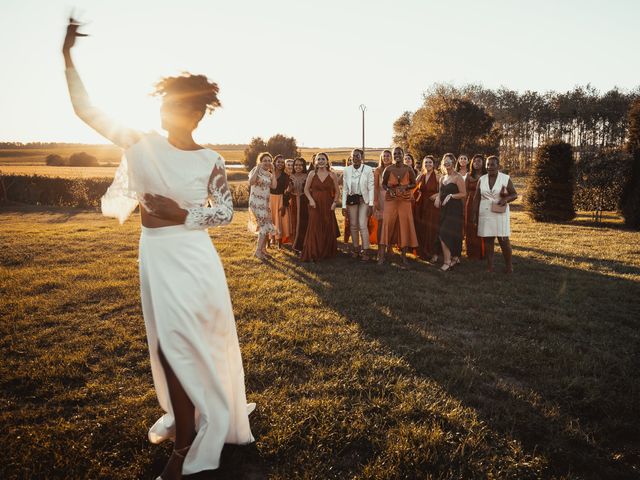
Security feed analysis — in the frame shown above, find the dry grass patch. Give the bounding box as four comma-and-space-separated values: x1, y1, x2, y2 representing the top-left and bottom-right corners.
1, 205, 639, 479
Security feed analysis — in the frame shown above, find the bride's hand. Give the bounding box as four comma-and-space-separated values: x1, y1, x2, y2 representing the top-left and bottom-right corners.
144, 194, 188, 222
62, 17, 89, 55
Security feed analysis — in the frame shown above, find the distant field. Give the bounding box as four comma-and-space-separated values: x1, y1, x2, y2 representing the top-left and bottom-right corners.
0, 146, 385, 179
0, 165, 250, 183
0, 145, 123, 166
0, 145, 246, 168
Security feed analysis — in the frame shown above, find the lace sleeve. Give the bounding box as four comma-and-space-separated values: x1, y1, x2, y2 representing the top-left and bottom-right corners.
184, 156, 234, 229
100, 154, 138, 224
65, 67, 142, 149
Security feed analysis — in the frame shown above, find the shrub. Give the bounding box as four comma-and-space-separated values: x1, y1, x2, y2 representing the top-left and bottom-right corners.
1, 175, 110, 207
229, 183, 249, 208
621, 100, 640, 228
0, 174, 249, 209
68, 152, 99, 167
574, 148, 632, 211
45, 154, 67, 166
525, 140, 576, 221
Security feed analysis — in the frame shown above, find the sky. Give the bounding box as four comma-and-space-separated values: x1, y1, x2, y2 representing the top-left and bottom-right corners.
1, 0, 639, 147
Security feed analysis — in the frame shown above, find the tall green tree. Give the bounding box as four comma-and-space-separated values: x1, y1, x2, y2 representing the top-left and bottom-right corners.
525, 140, 575, 221
243, 137, 268, 169
621, 99, 640, 228
397, 82, 639, 171
404, 94, 499, 161
266, 134, 299, 160
392, 111, 412, 150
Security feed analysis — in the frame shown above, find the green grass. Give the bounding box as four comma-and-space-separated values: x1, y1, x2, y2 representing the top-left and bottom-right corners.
1, 205, 639, 479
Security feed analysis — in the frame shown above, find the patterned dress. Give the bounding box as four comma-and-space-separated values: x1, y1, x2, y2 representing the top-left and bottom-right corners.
248, 167, 277, 235
290, 173, 309, 252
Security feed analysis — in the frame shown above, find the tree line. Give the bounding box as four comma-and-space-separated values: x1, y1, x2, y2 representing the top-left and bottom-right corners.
243, 134, 299, 169
394, 83, 640, 171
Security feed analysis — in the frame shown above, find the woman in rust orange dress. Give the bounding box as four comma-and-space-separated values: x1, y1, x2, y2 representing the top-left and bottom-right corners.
373, 149, 393, 245
302, 152, 340, 261
290, 157, 309, 254
465, 154, 486, 260
269, 154, 291, 247
342, 155, 352, 246
413, 155, 440, 262
378, 147, 418, 266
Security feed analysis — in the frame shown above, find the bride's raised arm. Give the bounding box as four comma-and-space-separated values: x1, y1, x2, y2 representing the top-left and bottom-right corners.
62, 19, 142, 149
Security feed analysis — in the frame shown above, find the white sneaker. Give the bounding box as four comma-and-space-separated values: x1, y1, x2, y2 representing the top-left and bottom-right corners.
148, 413, 176, 444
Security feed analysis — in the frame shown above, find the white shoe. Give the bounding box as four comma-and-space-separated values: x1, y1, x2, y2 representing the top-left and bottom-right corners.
247, 402, 256, 415
148, 413, 176, 444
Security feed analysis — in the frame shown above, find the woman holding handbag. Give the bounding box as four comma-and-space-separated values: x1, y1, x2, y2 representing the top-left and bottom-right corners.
473, 155, 518, 273
378, 146, 418, 267
342, 148, 375, 260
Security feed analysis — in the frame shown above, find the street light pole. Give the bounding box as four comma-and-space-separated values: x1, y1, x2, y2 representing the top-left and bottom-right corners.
359, 104, 366, 161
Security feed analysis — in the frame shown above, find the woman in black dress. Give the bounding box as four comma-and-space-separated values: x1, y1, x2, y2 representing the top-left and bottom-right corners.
435, 153, 466, 271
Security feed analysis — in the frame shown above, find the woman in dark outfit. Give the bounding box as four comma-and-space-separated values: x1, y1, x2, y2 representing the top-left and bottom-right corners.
435, 153, 466, 271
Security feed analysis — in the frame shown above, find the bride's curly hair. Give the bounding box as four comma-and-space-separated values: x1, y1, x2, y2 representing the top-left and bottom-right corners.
153, 73, 221, 114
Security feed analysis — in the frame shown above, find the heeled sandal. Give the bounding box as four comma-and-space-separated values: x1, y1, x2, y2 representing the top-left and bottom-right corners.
156, 444, 191, 480
440, 262, 452, 272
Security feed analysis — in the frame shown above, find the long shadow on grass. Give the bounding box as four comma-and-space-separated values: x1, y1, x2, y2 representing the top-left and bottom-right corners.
513, 244, 640, 276
264, 250, 640, 479
570, 213, 634, 231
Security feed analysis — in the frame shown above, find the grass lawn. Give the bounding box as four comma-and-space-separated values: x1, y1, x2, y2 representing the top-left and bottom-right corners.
1, 204, 639, 479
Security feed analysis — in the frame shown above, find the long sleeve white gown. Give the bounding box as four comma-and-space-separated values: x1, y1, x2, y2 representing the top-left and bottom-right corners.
65, 67, 254, 474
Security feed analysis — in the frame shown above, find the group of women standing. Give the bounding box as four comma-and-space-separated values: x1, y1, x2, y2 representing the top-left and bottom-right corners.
248, 148, 518, 272
249, 152, 340, 261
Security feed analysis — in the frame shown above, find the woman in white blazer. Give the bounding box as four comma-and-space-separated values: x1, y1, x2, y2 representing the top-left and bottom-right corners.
341, 148, 375, 260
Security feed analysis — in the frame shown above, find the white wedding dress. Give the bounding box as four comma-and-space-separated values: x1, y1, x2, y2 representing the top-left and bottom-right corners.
66, 68, 254, 474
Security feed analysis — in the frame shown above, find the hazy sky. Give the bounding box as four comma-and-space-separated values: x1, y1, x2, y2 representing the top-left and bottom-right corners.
1, 0, 639, 147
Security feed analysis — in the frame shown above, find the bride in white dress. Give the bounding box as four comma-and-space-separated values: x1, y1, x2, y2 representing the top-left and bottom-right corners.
62, 19, 254, 480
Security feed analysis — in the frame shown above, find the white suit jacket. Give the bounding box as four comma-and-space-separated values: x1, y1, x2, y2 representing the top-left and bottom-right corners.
341, 164, 375, 207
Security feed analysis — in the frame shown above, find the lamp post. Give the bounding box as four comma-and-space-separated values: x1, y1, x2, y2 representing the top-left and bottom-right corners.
359, 104, 366, 160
